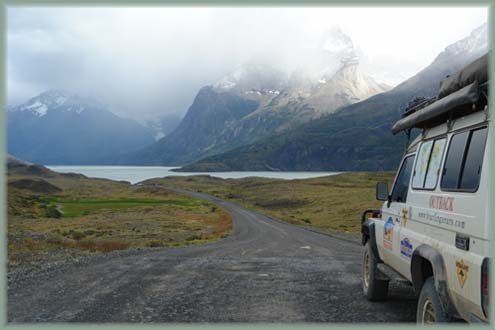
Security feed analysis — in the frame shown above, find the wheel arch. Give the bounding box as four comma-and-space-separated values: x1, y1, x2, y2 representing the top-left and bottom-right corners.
411, 244, 458, 317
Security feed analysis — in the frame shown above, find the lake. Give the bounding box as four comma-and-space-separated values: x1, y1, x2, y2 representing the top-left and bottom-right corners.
47, 166, 341, 184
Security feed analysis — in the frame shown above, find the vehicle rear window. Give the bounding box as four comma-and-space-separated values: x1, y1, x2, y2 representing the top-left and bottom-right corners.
441, 127, 488, 192
391, 155, 414, 203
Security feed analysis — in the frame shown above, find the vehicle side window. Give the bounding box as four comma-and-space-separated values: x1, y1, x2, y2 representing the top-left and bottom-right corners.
412, 138, 446, 190
441, 127, 488, 192
460, 128, 488, 190
412, 141, 433, 189
391, 155, 414, 203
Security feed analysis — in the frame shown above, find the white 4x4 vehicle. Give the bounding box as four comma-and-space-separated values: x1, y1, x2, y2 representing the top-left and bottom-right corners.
361, 53, 490, 323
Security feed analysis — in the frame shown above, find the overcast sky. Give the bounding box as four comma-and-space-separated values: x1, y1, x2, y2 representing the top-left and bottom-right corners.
7, 6, 488, 121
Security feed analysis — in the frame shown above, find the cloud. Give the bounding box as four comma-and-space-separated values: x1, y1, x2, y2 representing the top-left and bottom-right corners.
7, 6, 488, 121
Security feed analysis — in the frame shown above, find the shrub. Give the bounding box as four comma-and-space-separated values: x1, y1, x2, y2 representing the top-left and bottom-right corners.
45, 205, 62, 218
70, 231, 86, 241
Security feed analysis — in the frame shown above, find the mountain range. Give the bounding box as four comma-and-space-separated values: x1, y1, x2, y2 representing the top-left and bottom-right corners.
179, 23, 488, 171
7, 24, 488, 171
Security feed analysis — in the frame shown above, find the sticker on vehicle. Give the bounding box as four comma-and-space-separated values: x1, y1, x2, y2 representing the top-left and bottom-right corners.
429, 195, 454, 212
456, 259, 469, 288
400, 238, 413, 258
383, 217, 394, 250
402, 208, 408, 226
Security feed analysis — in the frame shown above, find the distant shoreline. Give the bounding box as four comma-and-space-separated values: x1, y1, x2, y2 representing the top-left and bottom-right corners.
47, 165, 344, 184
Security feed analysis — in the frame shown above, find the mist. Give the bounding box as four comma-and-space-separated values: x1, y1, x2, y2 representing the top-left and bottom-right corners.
7, 6, 487, 121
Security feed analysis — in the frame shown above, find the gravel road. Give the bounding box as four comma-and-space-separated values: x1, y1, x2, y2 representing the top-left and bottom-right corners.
8, 189, 416, 323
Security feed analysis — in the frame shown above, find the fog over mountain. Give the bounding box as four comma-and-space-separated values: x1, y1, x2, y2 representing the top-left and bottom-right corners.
8, 7, 487, 123
118, 27, 394, 166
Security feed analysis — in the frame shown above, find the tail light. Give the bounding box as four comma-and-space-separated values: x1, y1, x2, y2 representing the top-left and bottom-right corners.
481, 258, 489, 318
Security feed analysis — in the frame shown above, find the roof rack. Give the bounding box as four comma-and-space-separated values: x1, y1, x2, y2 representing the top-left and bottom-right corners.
392, 53, 489, 135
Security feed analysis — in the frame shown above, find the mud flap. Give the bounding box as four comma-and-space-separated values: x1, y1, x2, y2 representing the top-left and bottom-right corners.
362, 220, 389, 281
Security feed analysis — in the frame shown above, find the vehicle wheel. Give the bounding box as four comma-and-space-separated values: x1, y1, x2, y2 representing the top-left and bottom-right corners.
362, 241, 389, 301
416, 277, 451, 323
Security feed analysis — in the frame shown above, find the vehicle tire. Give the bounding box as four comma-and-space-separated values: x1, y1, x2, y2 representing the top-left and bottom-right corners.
362, 241, 389, 301
416, 277, 451, 323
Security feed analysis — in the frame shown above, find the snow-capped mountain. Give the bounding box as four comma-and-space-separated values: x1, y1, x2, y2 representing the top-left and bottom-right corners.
7, 90, 155, 165
9, 90, 106, 117
214, 61, 288, 98
303, 61, 390, 116
213, 27, 388, 117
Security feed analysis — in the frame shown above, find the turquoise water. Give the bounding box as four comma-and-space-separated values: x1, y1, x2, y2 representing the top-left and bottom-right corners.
47, 166, 341, 184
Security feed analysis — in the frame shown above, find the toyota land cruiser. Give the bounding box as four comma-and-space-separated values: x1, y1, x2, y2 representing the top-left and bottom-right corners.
361, 53, 490, 323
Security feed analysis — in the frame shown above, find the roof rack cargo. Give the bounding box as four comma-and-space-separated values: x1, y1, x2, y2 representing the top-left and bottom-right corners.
401, 96, 437, 118
392, 53, 489, 135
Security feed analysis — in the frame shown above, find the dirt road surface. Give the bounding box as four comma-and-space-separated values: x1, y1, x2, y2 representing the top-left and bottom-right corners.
8, 189, 416, 322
